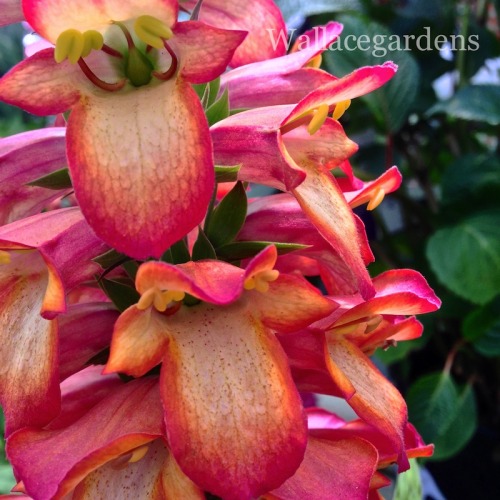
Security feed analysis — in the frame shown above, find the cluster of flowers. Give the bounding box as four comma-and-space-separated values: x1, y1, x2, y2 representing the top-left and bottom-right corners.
0, 0, 441, 498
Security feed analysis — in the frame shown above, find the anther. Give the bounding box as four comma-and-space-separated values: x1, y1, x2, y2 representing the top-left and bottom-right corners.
0, 250, 11, 265
367, 188, 385, 211
134, 15, 173, 49
307, 103, 330, 135
137, 287, 185, 312
244, 269, 280, 293
332, 99, 351, 120
55, 29, 84, 64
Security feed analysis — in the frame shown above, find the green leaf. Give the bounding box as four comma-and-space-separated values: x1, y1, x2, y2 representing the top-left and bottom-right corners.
192, 227, 217, 261
323, 14, 420, 132
206, 181, 247, 248
463, 297, 500, 357
394, 459, 422, 500
92, 248, 128, 269
207, 77, 221, 108
26, 168, 72, 190
98, 278, 140, 312
428, 85, 500, 125
441, 154, 500, 207
163, 239, 190, 264
217, 241, 308, 261
0, 463, 15, 495
274, 0, 361, 22
206, 87, 229, 126
192, 82, 207, 101
214, 164, 241, 183
407, 372, 477, 460
426, 210, 500, 305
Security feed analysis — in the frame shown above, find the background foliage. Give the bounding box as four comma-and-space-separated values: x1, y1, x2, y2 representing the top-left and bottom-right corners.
1, 0, 499, 497
275, 0, 500, 496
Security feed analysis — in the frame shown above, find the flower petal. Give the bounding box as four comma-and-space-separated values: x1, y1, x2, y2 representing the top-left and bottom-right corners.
72, 439, 205, 499
172, 21, 246, 84
292, 166, 375, 299
0, 49, 81, 115
23, 0, 178, 43
0, 127, 68, 224
67, 79, 213, 259
58, 302, 118, 380
161, 302, 307, 499
284, 63, 398, 126
325, 336, 409, 471
0, 0, 23, 26
251, 274, 336, 333
184, 0, 287, 67
266, 437, 378, 500
0, 251, 59, 436
7, 376, 163, 499
105, 306, 170, 377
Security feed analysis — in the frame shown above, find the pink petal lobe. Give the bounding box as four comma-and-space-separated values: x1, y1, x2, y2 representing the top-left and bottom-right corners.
326, 337, 409, 471
0, 128, 68, 225
292, 166, 375, 299
284, 63, 398, 126
72, 439, 205, 499
184, 0, 287, 67
266, 437, 378, 500
105, 306, 170, 377
67, 79, 213, 259
173, 21, 246, 83
251, 274, 336, 333
0, 251, 59, 435
0, 49, 81, 115
0, 0, 23, 26
23, 0, 178, 43
58, 302, 118, 380
136, 259, 244, 304
161, 302, 307, 499
7, 377, 163, 499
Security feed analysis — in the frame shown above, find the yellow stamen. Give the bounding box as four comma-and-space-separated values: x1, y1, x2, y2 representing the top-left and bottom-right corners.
305, 54, 322, 68
55, 29, 85, 64
128, 445, 149, 463
307, 103, 330, 135
0, 250, 11, 265
81, 30, 104, 58
244, 269, 279, 293
367, 188, 386, 211
332, 99, 351, 120
134, 15, 173, 49
137, 286, 185, 312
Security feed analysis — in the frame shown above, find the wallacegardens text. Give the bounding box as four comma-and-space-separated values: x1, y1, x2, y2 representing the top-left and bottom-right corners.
267, 26, 480, 57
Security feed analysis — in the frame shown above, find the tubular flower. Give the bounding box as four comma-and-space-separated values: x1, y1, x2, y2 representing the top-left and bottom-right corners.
0, 0, 246, 259
278, 270, 440, 471
0, 208, 107, 435
103, 246, 336, 499
211, 62, 397, 299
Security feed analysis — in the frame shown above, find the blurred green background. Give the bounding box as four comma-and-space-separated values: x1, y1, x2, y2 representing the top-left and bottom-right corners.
1, 1, 499, 497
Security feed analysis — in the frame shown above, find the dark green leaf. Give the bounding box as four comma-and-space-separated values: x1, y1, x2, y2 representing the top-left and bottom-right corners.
426, 210, 500, 305
165, 239, 190, 264
206, 181, 247, 248
192, 227, 217, 261
206, 87, 229, 126
207, 77, 221, 108
92, 248, 128, 269
441, 154, 500, 207
217, 241, 308, 261
26, 168, 72, 190
275, 0, 361, 22
323, 14, 420, 132
192, 82, 207, 101
215, 164, 241, 183
98, 278, 140, 312
407, 372, 477, 460
463, 297, 500, 357
428, 85, 500, 125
